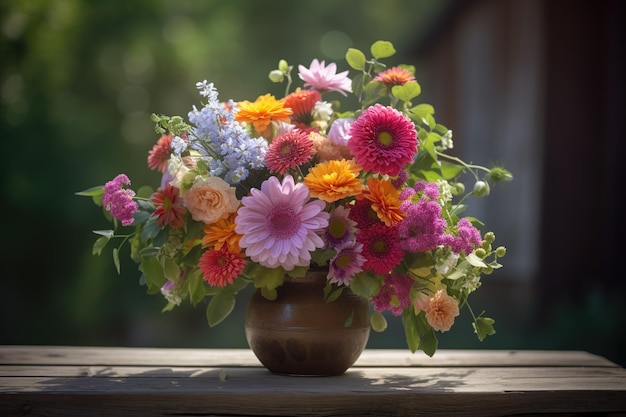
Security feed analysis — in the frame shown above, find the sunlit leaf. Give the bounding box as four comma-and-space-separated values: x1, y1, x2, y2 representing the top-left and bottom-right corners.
370, 40, 395, 59
206, 292, 236, 327
346, 48, 366, 70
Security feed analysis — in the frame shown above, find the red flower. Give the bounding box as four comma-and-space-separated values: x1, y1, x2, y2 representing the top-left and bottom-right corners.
147, 134, 173, 173
151, 184, 186, 228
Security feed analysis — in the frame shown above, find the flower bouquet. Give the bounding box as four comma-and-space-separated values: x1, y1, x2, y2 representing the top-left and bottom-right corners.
78, 40, 511, 357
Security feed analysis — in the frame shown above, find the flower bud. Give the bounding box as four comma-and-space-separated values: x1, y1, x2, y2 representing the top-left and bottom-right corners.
473, 180, 490, 197
484, 231, 495, 243
278, 59, 289, 72
268, 70, 284, 83
474, 248, 487, 259
487, 167, 513, 183
370, 311, 388, 332
454, 182, 465, 195
495, 246, 507, 257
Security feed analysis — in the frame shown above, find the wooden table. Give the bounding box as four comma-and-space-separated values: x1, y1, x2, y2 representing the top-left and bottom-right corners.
1, 346, 625, 416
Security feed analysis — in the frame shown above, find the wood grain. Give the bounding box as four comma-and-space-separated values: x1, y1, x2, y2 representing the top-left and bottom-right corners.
1, 346, 625, 416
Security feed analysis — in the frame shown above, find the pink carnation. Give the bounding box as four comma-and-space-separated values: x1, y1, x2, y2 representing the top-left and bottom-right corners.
414, 290, 460, 332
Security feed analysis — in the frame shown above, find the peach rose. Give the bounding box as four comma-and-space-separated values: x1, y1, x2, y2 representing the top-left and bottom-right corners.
413, 289, 459, 332
184, 176, 239, 224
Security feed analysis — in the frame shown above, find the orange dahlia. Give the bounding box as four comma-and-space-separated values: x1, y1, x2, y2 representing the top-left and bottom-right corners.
202, 212, 241, 252
303, 159, 363, 203
362, 177, 405, 226
235, 94, 292, 135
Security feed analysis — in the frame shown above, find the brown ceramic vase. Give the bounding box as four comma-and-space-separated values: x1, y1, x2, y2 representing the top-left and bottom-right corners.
244, 267, 371, 376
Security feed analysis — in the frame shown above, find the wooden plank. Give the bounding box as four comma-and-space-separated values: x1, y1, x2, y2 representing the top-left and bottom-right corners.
0, 346, 619, 368
2, 366, 626, 391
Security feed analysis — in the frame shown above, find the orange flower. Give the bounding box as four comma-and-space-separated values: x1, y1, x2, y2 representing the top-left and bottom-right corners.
235, 94, 292, 135
202, 212, 242, 252
413, 290, 459, 332
362, 177, 405, 226
303, 159, 363, 203
373, 66, 416, 87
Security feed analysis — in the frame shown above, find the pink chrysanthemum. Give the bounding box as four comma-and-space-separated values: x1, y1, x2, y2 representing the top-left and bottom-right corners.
150, 184, 186, 228
198, 247, 247, 288
298, 59, 352, 96
371, 273, 415, 316
234, 175, 329, 271
328, 242, 366, 286
102, 174, 138, 226
347, 104, 418, 176
357, 223, 404, 275
147, 134, 173, 173
265, 129, 315, 175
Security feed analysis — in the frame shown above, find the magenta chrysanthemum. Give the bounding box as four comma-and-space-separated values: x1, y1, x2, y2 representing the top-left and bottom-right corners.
298, 59, 352, 96
357, 223, 404, 275
348, 198, 383, 229
347, 104, 418, 176
102, 174, 138, 226
234, 175, 329, 270
265, 129, 314, 174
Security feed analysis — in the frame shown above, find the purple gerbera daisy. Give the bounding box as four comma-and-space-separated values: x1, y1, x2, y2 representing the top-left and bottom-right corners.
324, 205, 358, 250
234, 175, 330, 271
328, 242, 366, 286
298, 59, 352, 96
347, 104, 418, 176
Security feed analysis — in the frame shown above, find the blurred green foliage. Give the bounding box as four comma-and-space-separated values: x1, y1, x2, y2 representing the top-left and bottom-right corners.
1, 0, 452, 347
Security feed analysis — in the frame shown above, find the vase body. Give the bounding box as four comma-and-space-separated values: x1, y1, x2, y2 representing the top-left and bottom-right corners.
245, 268, 370, 376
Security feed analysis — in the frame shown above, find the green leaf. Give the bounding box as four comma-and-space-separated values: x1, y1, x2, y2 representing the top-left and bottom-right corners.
362, 81, 388, 106
402, 310, 421, 353
349, 272, 381, 298
391, 81, 421, 103
187, 269, 205, 306
261, 287, 277, 300
112, 248, 121, 274
93, 229, 115, 238
163, 258, 180, 280
206, 292, 236, 327
75, 186, 104, 197
344, 311, 354, 327
324, 285, 344, 303
92, 236, 110, 256
345, 48, 366, 70
473, 316, 496, 341
370, 40, 396, 59
141, 256, 166, 292
466, 253, 488, 268
419, 327, 438, 357
251, 265, 284, 290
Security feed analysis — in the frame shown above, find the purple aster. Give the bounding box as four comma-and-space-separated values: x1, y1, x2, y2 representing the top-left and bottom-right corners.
234, 175, 329, 271
441, 218, 482, 255
298, 59, 352, 96
397, 199, 446, 253
324, 205, 358, 250
102, 174, 138, 226
371, 273, 415, 316
328, 242, 366, 286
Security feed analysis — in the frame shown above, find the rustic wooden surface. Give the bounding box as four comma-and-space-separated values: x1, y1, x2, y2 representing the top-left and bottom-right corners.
1, 346, 625, 416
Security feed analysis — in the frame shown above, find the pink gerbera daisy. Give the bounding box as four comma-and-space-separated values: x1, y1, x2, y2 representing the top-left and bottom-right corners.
198, 247, 247, 287
234, 175, 329, 271
298, 59, 352, 96
347, 104, 418, 176
265, 129, 315, 175
150, 184, 186, 228
147, 134, 173, 173
357, 223, 404, 275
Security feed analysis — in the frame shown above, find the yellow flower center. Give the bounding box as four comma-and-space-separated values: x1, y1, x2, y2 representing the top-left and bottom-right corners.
336, 254, 352, 267
329, 218, 346, 239
378, 131, 393, 146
